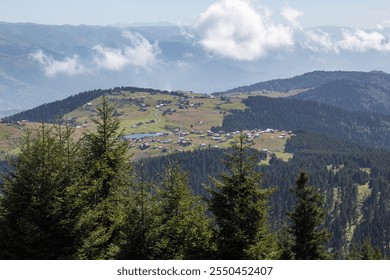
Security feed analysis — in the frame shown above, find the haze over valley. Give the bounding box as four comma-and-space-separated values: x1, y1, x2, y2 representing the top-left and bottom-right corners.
2, 0, 390, 116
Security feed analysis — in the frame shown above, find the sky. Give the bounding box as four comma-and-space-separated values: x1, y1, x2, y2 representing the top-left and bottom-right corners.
1, 0, 390, 29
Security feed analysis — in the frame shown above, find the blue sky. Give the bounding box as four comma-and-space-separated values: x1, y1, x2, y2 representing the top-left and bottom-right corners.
1, 0, 390, 28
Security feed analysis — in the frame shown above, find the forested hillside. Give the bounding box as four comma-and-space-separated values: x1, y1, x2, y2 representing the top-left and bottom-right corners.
213, 96, 390, 148
2, 86, 182, 123
218, 70, 390, 95
139, 131, 390, 257
2, 81, 390, 259
2, 89, 108, 123
291, 79, 390, 114
1, 94, 388, 259
217, 70, 390, 115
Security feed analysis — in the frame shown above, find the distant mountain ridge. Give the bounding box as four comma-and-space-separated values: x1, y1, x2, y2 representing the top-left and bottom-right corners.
3, 21, 390, 116
213, 95, 390, 149
219, 70, 390, 93
218, 70, 390, 115
0, 21, 263, 116
291, 79, 390, 114
2, 86, 181, 123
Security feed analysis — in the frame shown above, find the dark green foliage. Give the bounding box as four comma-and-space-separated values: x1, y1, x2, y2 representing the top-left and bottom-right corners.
2, 86, 185, 123
208, 135, 277, 260
291, 79, 390, 114
153, 163, 214, 259
277, 223, 294, 260
286, 172, 331, 260
2, 92, 390, 259
118, 167, 159, 260
0, 123, 80, 259
138, 148, 230, 196
0, 196, 7, 259
217, 69, 390, 115
214, 96, 390, 149
2, 89, 108, 123
71, 96, 130, 259
216, 70, 349, 94
120, 161, 215, 260
348, 238, 383, 260
137, 130, 390, 258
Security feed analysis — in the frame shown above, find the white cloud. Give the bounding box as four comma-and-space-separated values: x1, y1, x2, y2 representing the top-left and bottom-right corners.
93, 32, 160, 71
376, 20, 390, 30
92, 45, 130, 71
281, 6, 304, 29
301, 28, 390, 54
30, 50, 86, 77
304, 29, 335, 52
196, 0, 294, 60
336, 29, 390, 52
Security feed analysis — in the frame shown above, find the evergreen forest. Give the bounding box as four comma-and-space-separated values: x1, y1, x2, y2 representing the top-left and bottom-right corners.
1, 96, 387, 260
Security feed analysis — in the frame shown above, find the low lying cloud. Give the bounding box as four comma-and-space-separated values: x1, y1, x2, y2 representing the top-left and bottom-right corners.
93, 32, 160, 71
30, 50, 86, 77
196, 0, 294, 60
303, 28, 390, 53
336, 29, 390, 52
92, 45, 129, 71
304, 29, 335, 52
376, 20, 390, 30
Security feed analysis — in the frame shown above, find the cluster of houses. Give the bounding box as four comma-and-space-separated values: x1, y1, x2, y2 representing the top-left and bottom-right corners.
200, 128, 292, 144
134, 95, 206, 114
126, 126, 293, 155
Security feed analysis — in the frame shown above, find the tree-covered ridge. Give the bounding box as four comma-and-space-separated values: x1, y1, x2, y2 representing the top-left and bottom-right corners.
2, 86, 185, 124
215, 70, 390, 115
2, 98, 296, 260
290, 79, 390, 114
217, 70, 390, 95
1, 97, 389, 259
139, 130, 390, 258
214, 96, 390, 149
2, 89, 106, 123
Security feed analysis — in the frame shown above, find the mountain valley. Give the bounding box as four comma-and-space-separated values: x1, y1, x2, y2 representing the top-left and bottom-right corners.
2, 70, 390, 258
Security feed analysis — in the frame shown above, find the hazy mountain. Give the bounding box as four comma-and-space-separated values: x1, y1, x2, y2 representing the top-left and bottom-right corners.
220, 70, 390, 92
219, 70, 390, 115
291, 77, 390, 114
2, 22, 390, 117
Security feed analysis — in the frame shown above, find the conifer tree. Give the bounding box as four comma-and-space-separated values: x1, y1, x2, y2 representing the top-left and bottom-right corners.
287, 171, 331, 260
118, 165, 159, 260
208, 134, 276, 260
348, 238, 383, 260
153, 163, 215, 259
72, 96, 130, 259
0, 195, 7, 259
0, 123, 80, 259
277, 222, 294, 260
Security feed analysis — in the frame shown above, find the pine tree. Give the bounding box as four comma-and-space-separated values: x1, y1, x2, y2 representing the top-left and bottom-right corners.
0, 123, 80, 259
287, 171, 331, 260
118, 165, 159, 260
72, 96, 131, 259
153, 163, 215, 259
208, 134, 276, 260
277, 222, 294, 260
348, 238, 383, 260
0, 195, 7, 259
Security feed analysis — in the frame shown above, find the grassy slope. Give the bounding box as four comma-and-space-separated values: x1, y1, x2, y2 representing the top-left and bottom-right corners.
64, 90, 291, 161
0, 123, 28, 158
0, 90, 292, 161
